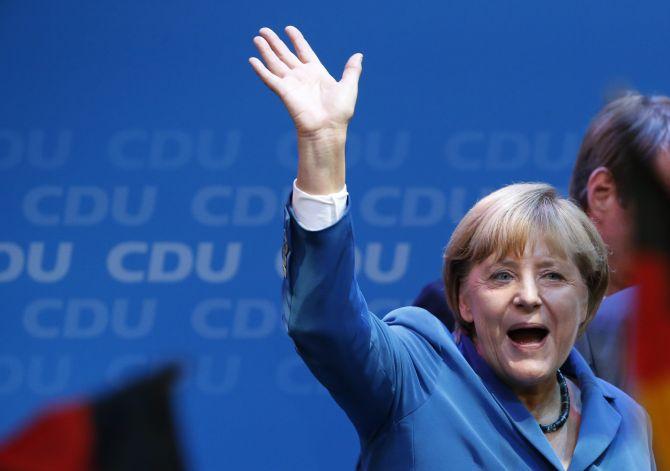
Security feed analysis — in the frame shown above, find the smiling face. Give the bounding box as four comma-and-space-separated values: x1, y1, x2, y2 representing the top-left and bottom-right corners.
458, 239, 589, 390
443, 183, 609, 390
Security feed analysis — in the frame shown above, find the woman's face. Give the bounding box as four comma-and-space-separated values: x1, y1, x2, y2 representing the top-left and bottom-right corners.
459, 239, 589, 390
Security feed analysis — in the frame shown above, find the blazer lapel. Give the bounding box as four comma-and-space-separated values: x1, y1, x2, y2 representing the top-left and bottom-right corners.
565, 351, 622, 471
458, 335, 565, 470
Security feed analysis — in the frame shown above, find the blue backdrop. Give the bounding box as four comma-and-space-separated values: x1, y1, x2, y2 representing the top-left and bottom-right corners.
1, 1, 669, 469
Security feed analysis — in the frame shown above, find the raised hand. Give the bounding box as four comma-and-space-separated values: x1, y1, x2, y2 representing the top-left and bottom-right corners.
249, 26, 363, 137
249, 26, 363, 193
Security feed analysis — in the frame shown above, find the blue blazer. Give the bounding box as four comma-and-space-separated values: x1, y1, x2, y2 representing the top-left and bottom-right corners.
282, 203, 655, 470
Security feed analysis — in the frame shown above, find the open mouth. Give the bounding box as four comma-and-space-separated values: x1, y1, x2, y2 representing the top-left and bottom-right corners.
507, 325, 549, 346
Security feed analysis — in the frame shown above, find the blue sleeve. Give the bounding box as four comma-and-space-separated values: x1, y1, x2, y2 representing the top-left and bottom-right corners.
281, 201, 442, 442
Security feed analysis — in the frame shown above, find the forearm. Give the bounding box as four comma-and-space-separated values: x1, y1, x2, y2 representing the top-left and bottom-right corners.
283, 202, 399, 439
284, 202, 366, 344
296, 128, 347, 195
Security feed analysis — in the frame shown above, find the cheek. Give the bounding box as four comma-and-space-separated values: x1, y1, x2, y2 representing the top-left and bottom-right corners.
467, 289, 510, 332
653, 151, 670, 192
611, 206, 634, 246
543, 284, 588, 332
571, 281, 590, 324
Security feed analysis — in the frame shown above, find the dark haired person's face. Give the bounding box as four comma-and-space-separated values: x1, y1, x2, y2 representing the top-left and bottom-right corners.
597, 151, 670, 294
586, 168, 634, 294
588, 150, 670, 294
594, 199, 634, 294
653, 150, 670, 191
458, 240, 588, 392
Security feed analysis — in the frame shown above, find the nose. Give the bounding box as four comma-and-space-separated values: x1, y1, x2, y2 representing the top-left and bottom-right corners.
513, 276, 542, 311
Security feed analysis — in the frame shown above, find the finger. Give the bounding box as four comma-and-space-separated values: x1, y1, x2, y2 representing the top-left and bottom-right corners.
284, 25, 320, 64
259, 27, 301, 68
253, 36, 290, 77
248, 57, 283, 94
340, 53, 363, 88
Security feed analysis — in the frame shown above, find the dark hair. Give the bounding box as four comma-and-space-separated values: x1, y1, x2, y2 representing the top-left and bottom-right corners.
569, 93, 670, 210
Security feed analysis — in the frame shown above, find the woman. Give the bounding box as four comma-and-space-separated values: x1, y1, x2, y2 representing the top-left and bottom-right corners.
249, 26, 655, 470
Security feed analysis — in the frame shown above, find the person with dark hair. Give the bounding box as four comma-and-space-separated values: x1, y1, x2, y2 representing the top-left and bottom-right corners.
249, 26, 655, 470
569, 94, 670, 391
415, 93, 670, 393
569, 94, 670, 295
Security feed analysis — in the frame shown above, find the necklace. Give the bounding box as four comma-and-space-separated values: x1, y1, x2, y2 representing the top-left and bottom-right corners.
539, 370, 570, 434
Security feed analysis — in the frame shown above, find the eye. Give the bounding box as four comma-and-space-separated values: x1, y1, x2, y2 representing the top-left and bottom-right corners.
543, 271, 565, 281
491, 271, 513, 282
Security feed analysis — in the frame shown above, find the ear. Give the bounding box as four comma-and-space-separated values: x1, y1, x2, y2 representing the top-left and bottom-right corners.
585, 167, 620, 220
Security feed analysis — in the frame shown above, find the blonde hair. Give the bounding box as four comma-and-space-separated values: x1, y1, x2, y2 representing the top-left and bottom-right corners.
442, 183, 609, 335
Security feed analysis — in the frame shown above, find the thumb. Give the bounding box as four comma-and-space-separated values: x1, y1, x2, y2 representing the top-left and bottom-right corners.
340, 53, 363, 87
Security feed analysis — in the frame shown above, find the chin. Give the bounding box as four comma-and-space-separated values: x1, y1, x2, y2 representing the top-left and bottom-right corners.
504, 360, 555, 388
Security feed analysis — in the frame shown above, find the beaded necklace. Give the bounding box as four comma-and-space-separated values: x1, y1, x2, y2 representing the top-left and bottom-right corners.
539, 370, 570, 434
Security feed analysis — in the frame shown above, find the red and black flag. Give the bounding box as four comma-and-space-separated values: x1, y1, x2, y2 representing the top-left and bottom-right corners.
629, 156, 670, 468
0, 364, 185, 471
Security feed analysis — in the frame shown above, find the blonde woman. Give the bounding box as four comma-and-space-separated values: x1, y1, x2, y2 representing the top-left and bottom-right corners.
249, 26, 655, 470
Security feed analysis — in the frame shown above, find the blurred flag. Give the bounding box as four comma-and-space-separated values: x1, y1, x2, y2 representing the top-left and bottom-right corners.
0, 364, 184, 471
630, 157, 670, 469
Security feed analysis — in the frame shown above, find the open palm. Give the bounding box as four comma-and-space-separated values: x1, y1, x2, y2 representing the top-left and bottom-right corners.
249, 26, 363, 136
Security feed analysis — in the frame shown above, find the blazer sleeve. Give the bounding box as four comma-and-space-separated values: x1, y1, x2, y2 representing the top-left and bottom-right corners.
281, 200, 441, 442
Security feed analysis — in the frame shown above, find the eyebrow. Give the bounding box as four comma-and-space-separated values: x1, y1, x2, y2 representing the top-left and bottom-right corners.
496, 260, 518, 268
494, 258, 566, 269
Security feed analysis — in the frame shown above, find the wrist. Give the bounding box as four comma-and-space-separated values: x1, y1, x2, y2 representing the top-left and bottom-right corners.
296, 128, 347, 194
296, 125, 348, 143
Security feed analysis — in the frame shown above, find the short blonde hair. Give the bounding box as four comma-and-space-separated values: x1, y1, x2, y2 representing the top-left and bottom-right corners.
442, 183, 609, 336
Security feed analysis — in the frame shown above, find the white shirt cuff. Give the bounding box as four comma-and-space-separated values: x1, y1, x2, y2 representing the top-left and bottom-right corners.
291, 179, 348, 231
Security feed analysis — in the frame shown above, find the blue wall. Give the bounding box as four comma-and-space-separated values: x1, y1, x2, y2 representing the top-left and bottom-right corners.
1, 1, 668, 469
